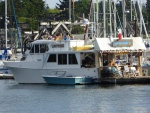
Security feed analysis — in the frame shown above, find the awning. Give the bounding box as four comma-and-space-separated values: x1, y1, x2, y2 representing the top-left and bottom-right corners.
94, 37, 146, 53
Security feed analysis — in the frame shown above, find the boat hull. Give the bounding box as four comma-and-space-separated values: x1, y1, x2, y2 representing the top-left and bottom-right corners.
7, 67, 99, 83
43, 76, 93, 85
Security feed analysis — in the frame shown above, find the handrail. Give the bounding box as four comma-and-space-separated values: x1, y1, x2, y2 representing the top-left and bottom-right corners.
50, 71, 66, 76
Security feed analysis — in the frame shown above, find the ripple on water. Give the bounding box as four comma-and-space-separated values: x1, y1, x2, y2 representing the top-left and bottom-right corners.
0, 80, 150, 113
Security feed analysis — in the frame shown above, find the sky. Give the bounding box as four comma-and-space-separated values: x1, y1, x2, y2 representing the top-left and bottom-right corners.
46, 0, 147, 9
45, 0, 61, 8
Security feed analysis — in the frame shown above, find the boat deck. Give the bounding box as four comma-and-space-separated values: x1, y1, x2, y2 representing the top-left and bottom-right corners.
99, 76, 150, 84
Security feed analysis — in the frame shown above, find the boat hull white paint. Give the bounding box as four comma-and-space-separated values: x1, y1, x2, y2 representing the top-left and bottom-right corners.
7, 67, 99, 83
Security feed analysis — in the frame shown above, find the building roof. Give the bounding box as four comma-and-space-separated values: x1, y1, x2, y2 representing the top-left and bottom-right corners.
94, 37, 146, 52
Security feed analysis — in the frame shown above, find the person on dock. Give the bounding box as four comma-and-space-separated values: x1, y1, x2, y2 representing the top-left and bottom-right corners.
108, 60, 113, 67
111, 63, 122, 77
70, 35, 74, 40
56, 33, 62, 41
117, 29, 123, 41
63, 33, 70, 41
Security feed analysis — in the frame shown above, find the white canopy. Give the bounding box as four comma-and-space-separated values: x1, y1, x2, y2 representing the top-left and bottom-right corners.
94, 37, 146, 52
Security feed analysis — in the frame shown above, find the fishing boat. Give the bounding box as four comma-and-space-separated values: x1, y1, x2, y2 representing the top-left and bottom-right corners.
42, 71, 93, 85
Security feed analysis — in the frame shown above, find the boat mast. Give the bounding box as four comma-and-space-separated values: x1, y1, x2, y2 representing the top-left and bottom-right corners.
83, 0, 93, 40
109, 0, 112, 37
114, 0, 117, 37
96, 0, 99, 38
137, 1, 148, 38
103, 0, 106, 38
69, 0, 71, 21
93, 1, 96, 37
130, 0, 132, 22
139, 0, 142, 37
122, 0, 126, 37
5, 0, 7, 48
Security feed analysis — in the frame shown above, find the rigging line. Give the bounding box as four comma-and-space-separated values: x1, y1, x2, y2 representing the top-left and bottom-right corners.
137, 1, 149, 40
133, 1, 138, 22
116, 10, 123, 30
11, 0, 22, 48
111, 0, 117, 37
84, 0, 93, 40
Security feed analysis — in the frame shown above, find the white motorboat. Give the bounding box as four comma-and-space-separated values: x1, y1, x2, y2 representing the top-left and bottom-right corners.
4, 39, 99, 83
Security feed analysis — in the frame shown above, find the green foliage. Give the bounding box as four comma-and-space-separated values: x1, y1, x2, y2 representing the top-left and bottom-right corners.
55, 0, 91, 21
74, 0, 91, 19
56, 0, 69, 21
18, 17, 38, 30
142, 5, 148, 23
146, 0, 150, 30
0, 1, 5, 16
47, 8, 60, 14
0, 0, 149, 32
0, 0, 48, 30
71, 25, 84, 34
116, 1, 123, 26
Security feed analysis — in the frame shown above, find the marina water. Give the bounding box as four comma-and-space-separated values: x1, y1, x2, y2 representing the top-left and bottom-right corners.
0, 80, 150, 113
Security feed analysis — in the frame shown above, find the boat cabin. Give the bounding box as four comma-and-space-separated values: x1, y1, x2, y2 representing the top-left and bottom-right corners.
24, 40, 95, 69
95, 37, 146, 78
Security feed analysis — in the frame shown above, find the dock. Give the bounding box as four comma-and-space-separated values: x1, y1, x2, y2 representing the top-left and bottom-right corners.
0, 74, 150, 85
99, 76, 150, 84
0, 74, 14, 79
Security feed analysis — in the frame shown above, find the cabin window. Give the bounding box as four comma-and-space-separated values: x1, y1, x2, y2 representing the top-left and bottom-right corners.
40, 44, 49, 53
35, 44, 39, 53
103, 54, 108, 66
30, 45, 34, 53
58, 54, 67, 65
47, 54, 56, 62
115, 54, 128, 65
69, 54, 78, 64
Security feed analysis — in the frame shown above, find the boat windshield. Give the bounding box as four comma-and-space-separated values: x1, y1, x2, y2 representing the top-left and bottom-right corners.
30, 44, 49, 53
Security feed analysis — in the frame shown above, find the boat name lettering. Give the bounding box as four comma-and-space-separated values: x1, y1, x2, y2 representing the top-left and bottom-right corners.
52, 44, 64, 48
113, 39, 133, 47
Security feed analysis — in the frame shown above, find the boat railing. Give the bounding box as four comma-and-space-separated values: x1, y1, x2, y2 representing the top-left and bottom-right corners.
50, 71, 66, 76
50, 40, 94, 51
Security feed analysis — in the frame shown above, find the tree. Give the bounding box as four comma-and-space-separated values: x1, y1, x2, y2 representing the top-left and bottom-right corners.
74, 0, 90, 19
56, 0, 70, 21
16, 0, 47, 30
55, 0, 91, 21
0, 1, 5, 28
146, 0, 150, 31
0, 0, 49, 30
